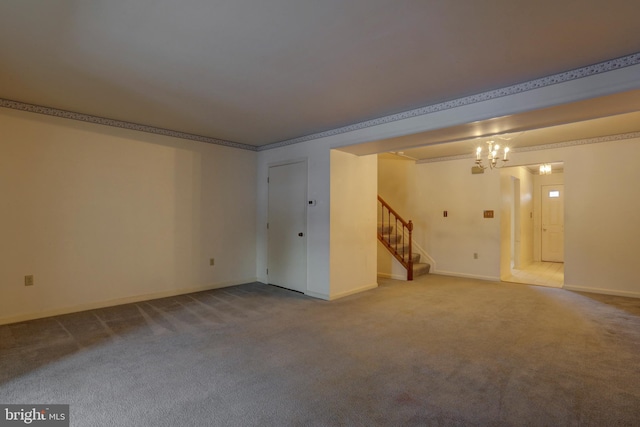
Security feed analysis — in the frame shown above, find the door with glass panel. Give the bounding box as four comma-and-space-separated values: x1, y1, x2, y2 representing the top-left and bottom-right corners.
541, 185, 564, 262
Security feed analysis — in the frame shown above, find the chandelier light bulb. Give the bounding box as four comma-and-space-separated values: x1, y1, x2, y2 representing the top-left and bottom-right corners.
474, 140, 511, 171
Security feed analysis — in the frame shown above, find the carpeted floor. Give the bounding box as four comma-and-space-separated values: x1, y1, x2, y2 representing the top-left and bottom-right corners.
1, 276, 639, 426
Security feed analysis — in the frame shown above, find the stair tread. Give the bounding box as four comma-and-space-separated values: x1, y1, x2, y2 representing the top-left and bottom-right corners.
379, 200, 430, 279
379, 234, 402, 244
384, 246, 420, 263
413, 262, 431, 277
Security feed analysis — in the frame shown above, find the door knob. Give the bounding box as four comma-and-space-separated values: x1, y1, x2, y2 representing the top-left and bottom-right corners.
298, 232, 304, 237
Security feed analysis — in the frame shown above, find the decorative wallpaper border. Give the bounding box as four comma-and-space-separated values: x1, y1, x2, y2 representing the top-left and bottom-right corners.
1, 52, 639, 152
0, 98, 258, 152
259, 52, 640, 151
416, 131, 640, 164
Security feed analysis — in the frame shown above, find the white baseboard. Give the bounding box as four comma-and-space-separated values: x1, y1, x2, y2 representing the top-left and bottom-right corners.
433, 270, 501, 282
0, 277, 258, 326
412, 242, 436, 272
327, 282, 378, 300
304, 290, 330, 300
563, 285, 640, 299
377, 272, 407, 281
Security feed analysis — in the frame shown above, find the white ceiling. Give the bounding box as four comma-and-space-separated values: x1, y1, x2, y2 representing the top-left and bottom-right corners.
1, 1, 640, 146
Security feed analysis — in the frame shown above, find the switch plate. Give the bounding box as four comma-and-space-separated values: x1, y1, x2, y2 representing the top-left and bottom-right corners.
25, 275, 34, 286
474, 253, 478, 259
210, 258, 215, 266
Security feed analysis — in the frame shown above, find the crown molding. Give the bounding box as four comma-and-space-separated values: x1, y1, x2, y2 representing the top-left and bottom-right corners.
0, 99, 258, 152
416, 131, 640, 164
2, 52, 639, 153
260, 52, 640, 151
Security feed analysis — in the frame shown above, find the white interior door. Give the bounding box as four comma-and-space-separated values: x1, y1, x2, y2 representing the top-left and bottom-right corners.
267, 161, 307, 292
541, 184, 564, 262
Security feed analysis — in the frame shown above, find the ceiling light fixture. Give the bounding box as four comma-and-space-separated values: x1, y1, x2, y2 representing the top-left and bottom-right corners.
539, 164, 552, 175
474, 140, 509, 170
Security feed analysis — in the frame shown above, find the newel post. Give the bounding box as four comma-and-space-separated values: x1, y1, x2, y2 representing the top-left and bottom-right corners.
407, 220, 414, 281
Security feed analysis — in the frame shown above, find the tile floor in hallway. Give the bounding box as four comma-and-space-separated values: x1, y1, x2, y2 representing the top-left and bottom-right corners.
504, 261, 564, 288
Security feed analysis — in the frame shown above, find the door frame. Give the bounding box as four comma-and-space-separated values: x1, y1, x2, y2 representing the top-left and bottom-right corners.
511, 176, 522, 269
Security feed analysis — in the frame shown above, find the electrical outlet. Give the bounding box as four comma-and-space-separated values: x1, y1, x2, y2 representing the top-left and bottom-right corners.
209, 258, 215, 266
473, 253, 478, 259
25, 275, 34, 286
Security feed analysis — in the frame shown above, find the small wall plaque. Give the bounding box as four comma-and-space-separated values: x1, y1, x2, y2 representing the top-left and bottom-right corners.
483, 210, 494, 218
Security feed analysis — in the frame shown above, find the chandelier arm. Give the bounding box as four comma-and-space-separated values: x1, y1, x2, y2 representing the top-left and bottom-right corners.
474, 140, 510, 171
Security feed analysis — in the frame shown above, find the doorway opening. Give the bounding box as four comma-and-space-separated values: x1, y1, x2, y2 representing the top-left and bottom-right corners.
501, 162, 564, 288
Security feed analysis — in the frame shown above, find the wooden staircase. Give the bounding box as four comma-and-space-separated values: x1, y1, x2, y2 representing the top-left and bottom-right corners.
377, 196, 430, 280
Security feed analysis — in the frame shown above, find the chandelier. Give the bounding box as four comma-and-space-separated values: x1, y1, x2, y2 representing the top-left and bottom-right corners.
539, 164, 552, 175
475, 140, 510, 170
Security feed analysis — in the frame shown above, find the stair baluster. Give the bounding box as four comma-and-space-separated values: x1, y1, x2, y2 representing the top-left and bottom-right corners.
377, 195, 414, 280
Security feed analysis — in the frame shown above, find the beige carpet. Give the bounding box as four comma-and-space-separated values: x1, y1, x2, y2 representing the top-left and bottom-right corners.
1, 276, 639, 426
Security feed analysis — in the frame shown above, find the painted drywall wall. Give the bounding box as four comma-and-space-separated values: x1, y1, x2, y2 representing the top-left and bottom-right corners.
415, 160, 503, 280
499, 166, 534, 279
0, 108, 257, 324
255, 63, 640, 299
256, 144, 377, 300
377, 156, 418, 279
256, 141, 332, 298
376, 240, 409, 280
414, 137, 640, 297
518, 170, 535, 266
330, 151, 378, 298
561, 139, 639, 297
377, 155, 416, 215
507, 140, 640, 297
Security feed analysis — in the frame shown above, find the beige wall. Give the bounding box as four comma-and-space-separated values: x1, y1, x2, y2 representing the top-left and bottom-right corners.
377, 156, 423, 279
562, 138, 639, 297
256, 141, 332, 298
256, 145, 378, 300
330, 150, 378, 298
0, 108, 257, 324
377, 155, 416, 216
404, 137, 640, 297
415, 159, 502, 279
256, 62, 639, 299
2, 60, 638, 324
500, 166, 535, 279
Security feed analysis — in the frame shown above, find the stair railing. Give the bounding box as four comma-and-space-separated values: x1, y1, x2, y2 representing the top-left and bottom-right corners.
377, 195, 413, 280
